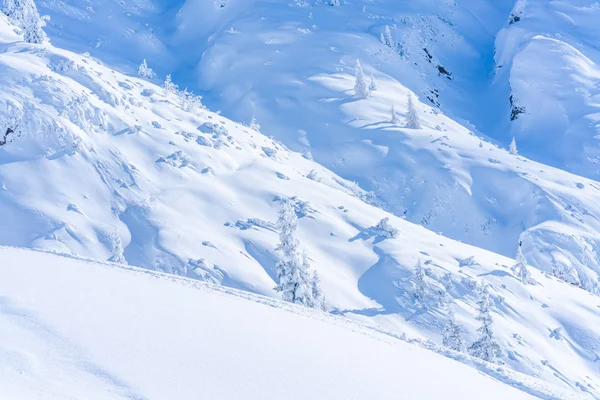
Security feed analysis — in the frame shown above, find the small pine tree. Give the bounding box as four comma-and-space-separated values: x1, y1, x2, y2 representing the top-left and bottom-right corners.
468, 284, 502, 363
442, 308, 466, 352
309, 264, 326, 310
138, 59, 155, 79
108, 233, 127, 264
249, 117, 261, 132
514, 241, 531, 284
414, 259, 427, 300
369, 74, 376, 91
274, 201, 316, 307
353, 59, 369, 99
390, 105, 399, 124
382, 25, 394, 48
509, 137, 518, 155
374, 217, 399, 239
163, 74, 178, 93
405, 94, 421, 129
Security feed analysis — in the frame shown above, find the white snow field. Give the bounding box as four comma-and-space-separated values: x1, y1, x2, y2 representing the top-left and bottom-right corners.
1, 2, 600, 398
0, 247, 574, 400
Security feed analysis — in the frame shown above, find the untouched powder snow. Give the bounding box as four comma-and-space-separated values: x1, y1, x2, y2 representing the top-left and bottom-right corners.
0, 247, 569, 400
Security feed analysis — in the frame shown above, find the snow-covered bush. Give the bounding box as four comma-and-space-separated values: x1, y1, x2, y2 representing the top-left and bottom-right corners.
373, 217, 399, 239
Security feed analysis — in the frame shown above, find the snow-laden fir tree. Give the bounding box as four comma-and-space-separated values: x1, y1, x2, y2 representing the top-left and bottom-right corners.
413, 259, 427, 300
514, 241, 531, 284
380, 25, 394, 49
353, 59, 369, 99
274, 200, 321, 308
369, 74, 376, 91
138, 59, 155, 79
249, 117, 261, 132
2, 0, 47, 43
509, 137, 518, 155
108, 233, 127, 264
405, 93, 421, 129
390, 105, 399, 124
163, 74, 179, 94
468, 284, 502, 363
307, 258, 326, 310
442, 307, 466, 352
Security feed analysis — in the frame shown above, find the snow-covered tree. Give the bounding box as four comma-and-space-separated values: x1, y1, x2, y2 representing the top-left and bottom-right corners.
2, 0, 47, 43
353, 59, 369, 99
249, 117, 261, 132
514, 241, 531, 284
380, 25, 394, 49
414, 259, 427, 300
468, 284, 502, 363
163, 74, 178, 94
373, 217, 399, 239
274, 201, 319, 308
108, 233, 127, 264
369, 74, 376, 91
309, 263, 326, 310
405, 94, 421, 129
509, 137, 518, 155
138, 59, 155, 79
330, 0, 340, 5
390, 105, 399, 124
442, 308, 466, 352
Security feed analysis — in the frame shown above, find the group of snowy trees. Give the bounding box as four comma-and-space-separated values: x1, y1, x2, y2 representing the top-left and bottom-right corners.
438, 241, 532, 363
354, 59, 421, 129
2, 0, 47, 43
273, 200, 326, 310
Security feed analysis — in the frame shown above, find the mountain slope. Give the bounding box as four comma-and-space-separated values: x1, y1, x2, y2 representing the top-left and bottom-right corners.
0, 246, 570, 400
1, 7, 600, 398
34, 0, 600, 294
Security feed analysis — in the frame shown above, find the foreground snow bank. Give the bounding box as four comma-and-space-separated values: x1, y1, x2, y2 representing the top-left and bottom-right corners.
0, 246, 540, 400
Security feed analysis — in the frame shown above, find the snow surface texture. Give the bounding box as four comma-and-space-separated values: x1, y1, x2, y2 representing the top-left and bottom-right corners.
1, 3, 600, 398
33, 0, 600, 297
0, 247, 577, 400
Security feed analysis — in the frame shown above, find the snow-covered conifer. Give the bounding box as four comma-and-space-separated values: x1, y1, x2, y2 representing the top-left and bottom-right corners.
514, 241, 531, 284
509, 137, 518, 155
108, 233, 127, 264
442, 308, 466, 352
353, 59, 369, 99
390, 105, 399, 124
249, 117, 261, 132
3, 0, 47, 43
309, 262, 326, 310
381, 25, 394, 48
138, 59, 155, 79
405, 94, 421, 129
274, 201, 316, 307
369, 74, 376, 91
414, 258, 427, 300
163, 74, 178, 94
468, 284, 502, 363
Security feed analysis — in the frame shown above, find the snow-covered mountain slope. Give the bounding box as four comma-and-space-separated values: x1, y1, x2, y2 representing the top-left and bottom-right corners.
495, 0, 600, 179
0, 246, 578, 400
33, 0, 600, 294
1, 13, 600, 397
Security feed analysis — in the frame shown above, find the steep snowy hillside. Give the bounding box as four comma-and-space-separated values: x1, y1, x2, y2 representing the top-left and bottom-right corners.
34, 0, 600, 294
0, 247, 561, 400
1, 5, 600, 399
